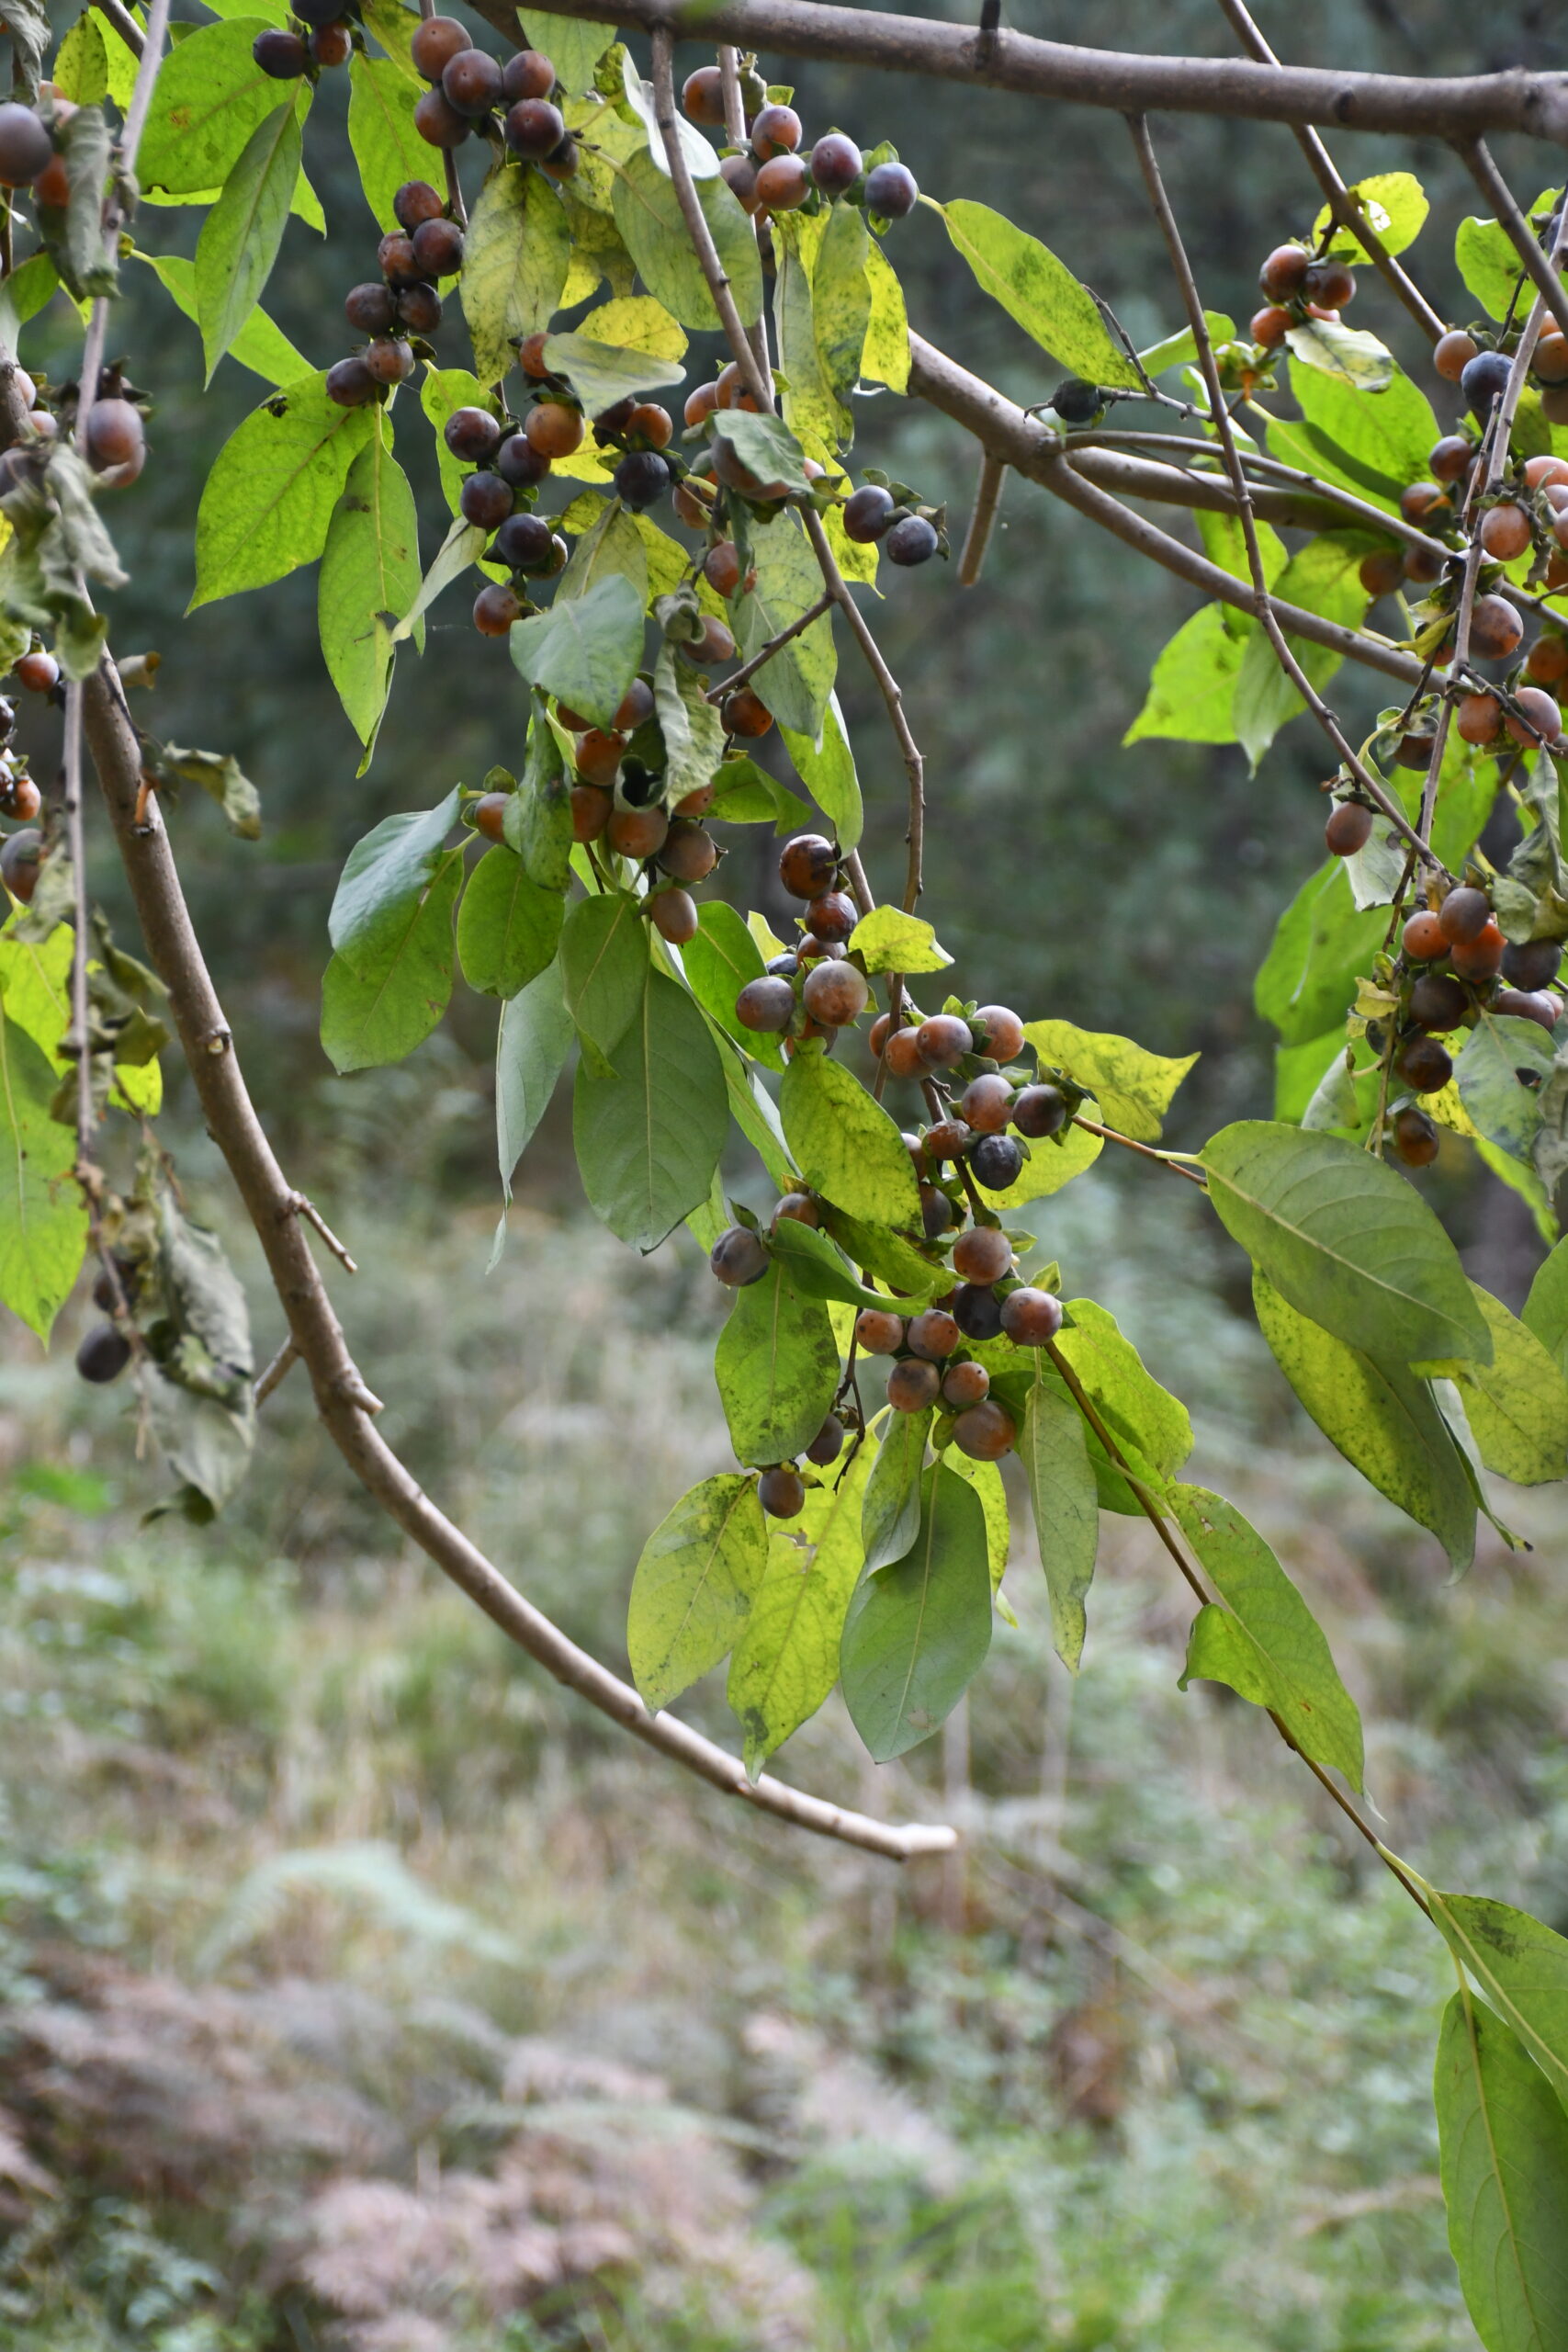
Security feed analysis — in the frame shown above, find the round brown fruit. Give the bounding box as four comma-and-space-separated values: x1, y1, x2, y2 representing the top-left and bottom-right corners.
1407, 971, 1467, 1031
1438, 886, 1492, 945
394, 178, 446, 230
0, 828, 41, 903
1358, 548, 1404, 598
570, 783, 612, 842
704, 541, 742, 598
2, 775, 39, 822
1450, 921, 1506, 980
651, 888, 698, 944
574, 729, 626, 786
711, 1225, 769, 1286
412, 216, 464, 278
810, 132, 862, 196
345, 280, 396, 333
724, 688, 773, 740
326, 355, 378, 408
754, 153, 809, 211
473, 791, 510, 842
1325, 801, 1373, 856
751, 102, 802, 156
1470, 594, 1523, 661
855, 1307, 906, 1354
1258, 244, 1310, 301
1502, 938, 1562, 989
970, 1005, 1024, 1060
919, 1183, 954, 1238
525, 402, 584, 458
1527, 633, 1568, 684
366, 337, 414, 385
682, 616, 736, 668
758, 1464, 806, 1518
907, 1307, 960, 1362
1506, 686, 1563, 746
15, 650, 57, 693
998, 1287, 1065, 1346
1393, 1106, 1439, 1166
772, 1192, 820, 1229
1012, 1083, 1067, 1138
1433, 329, 1479, 383
888, 1359, 941, 1412
504, 97, 565, 157
801, 959, 870, 1026
722, 153, 760, 211
606, 805, 669, 860
959, 1072, 1014, 1133
915, 1014, 974, 1069
941, 1361, 990, 1409
806, 1415, 844, 1466
0, 105, 51, 187
1250, 305, 1292, 349
953, 1399, 1016, 1460
1397, 1032, 1453, 1092
1402, 543, 1444, 585
1429, 435, 1474, 483
472, 582, 521, 638
1403, 910, 1450, 962
1480, 503, 1532, 560
1524, 455, 1568, 490
84, 397, 144, 475
921, 1119, 973, 1164
682, 66, 727, 124
445, 406, 501, 463
413, 86, 469, 147
411, 12, 470, 76
1457, 692, 1502, 745
778, 832, 838, 899
502, 49, 555, 100
1495, 989, 1562, 1030
658, 820, 718, 883
442, 46, 502, 115
952, 1225, 1012, 1284
615, 678, 654, 730
1399, 481, 1446, 526
808, 890, 858, 944
1534, 332, 1568, 386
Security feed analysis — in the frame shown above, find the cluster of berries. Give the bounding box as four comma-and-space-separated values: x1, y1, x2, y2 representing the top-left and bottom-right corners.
1247, 241, 1359, 353
681, 69, 918, 228
75, 1256, 140, 1386
326, 177, 464, 410
0, 647, 74, 907
1433, 309, 1568, 431
1377, 885, 1562, 1165
407, 20, 576, 178
252, 0, 358, 80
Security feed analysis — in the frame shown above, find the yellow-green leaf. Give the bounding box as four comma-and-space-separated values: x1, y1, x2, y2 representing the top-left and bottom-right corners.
1024, 1017, 1196, 1143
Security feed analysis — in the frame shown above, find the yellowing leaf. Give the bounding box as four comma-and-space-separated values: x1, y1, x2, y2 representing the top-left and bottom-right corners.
1024, 1018, 1196, 1142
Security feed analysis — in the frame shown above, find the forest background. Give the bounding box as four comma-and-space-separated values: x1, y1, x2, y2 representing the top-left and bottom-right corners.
4, 0, 1567, 2344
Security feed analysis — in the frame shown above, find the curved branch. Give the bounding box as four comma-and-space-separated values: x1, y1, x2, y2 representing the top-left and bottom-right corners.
905, 333, 1425, 690
1457, 141, 1568, 347
470, 0, 1568, 143
81, 662, 955, 1865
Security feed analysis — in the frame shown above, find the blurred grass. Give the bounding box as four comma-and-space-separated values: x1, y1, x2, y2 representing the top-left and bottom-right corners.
5, 1162, 1568, 2348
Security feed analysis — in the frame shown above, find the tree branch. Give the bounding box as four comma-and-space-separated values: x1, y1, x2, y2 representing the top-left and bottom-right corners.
1126, 112, 1444, 876
705, 588, 833, 701
905, 333, 1425, 691
1457, 141, 1568, 347
957, 451, 1007, 587
81, 660, 954, 1864
468, 0, 1568, 144
1213, 0, 1444, 343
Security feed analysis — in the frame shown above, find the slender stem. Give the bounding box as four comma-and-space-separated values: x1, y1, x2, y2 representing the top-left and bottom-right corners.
705, 588, 833, 700
1126, 113, 1446, 879
254, 1337, 300, 1408
1213, 0, 1444, 342
957, 451, 1007, 587
716, 41, 771, 387
1457, 141, 1568, 347
1071, 1115, 1209, 1186
91, 0, 144, 57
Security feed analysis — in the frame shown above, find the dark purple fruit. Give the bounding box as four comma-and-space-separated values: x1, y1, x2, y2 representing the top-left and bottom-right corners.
998, 1287, 1064, 1345
1406, 972, 1467, 1031
76, 1322, 131, 1383
1460, 348, 1512, 415
806, 1415, 844, 1466
1397, 1033, 1453, 1093
810, 132, 863, 196
442, 46, 503, 116
1012, 1083, 1066, 1138
493, 512, 554, 572
952, 1283, 1005, 1341
345, 281, 396, 334
970, 1134, 1023, 1191
393, 179, 446, 232
711, 1226, 769, 1286
615, 450, 670, 511
505, 98, 564, 157
919, 1183, 954, 1239
445, 406, 502, 463
253, 27, 308, 76
326, 355, 378, 407
497, 432, 550, 488
843, 484, 895, 542
461, 471, 514, 529
864, 159, 918, 219
759, 1464, 806, 1518
412, 216, 465, 277
1502, 938, 1562, 990
394, 282, 442, 335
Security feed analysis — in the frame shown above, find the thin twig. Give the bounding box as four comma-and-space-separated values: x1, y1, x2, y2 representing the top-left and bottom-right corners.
1213, 0, 1443, 342
1071, 1115, 1209, 1186
254, 1337, 299, 1408
1126, 113, 1447, 879
1457, 141, 1568, 347
957, 451, 1007, 586
705, 589, 833, 700
91, 0, 144, 58
283, 1187, 360, 1275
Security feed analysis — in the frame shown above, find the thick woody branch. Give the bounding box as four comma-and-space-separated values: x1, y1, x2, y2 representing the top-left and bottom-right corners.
469, 0, 1568, 144
1458, 141, 1568, 346
906, 334, 1424, 690
82, 662, 953, 1864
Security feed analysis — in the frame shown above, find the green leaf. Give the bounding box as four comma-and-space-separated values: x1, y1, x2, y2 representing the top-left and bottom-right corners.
739, 512, 836, 739
346, 51, 426, 233
767, 1217, 904, 1315
1172, 1484, 1364, 1786
1456, 1013, 1556, 1165
132, 248, 306, 385
359, 0, 419, 74
861, 239, 910, 393
1023, 1018, 1196, 1143
1430, 1892, 1568, 2110
54, 12, 108, 103
819, 1204, 947, 1302
944, 1449, 1009, 1590
1252, 1272, 1475, 1569
1312, 172, 1429, 261
518, 8, 615, 92
462, 163, 570, 386
328, 789, 460, 979
714, 1259, 841, 1467
1283, 317, 1394, 390
508, 574, 645, 727
611, 147, 761, 332
1232, 532, 1371, 768
559, 498, 647, 602
940, 200, 1141, 388
728, 1443, 872, 1776
193, 96, 300, 383
1124, 603, 1247, 748
541, 330, 686, 422
558, 889, 649, 1074
457, 844, 565, 1001
317, 425, 423, 752
392, 514, 487, 641
1523, 1238, 1568, 1378
192, 372, 376, 609
813, 199, 872, 413
140, 18, 296, 194
848, 907, 952, 977
495, 960, 573, 1228
652, 640, 726, 808
1255, 859, 1388, 1046
708, 760, 807, 831
0, 993, 87, 1339
712, 408, 815, 498
571, 969, 728, 1250
862, 1405, 930, 1573
1280, 355, 1439, 510
773, 210, 846, 451
1203, 1121, 1491, 1367
778, 693, 860, 848
780, 1049, 922, 1229
152, 744, 261, 841
1438, 1283, 1568, 1487
39, 99, 116, 304
1020, 1372, 1099, 1670
320, 847, 461, 1073
1136, 311, 1236, 378
627, 1473, 767, 1712
682, 900, 783, 1072
1457, 214, 1525, 322
1435, 1991, 1568, 2352
840, 1462, 993, 1761
1052, 1298, 1192, 1505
